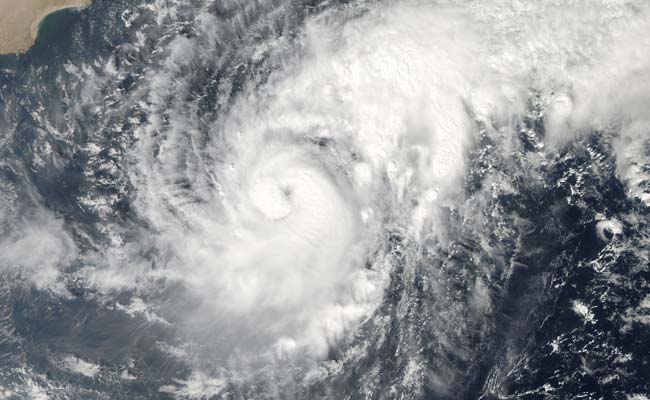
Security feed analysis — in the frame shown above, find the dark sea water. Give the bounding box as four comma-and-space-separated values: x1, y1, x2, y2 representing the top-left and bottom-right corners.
0, 1, 649, 399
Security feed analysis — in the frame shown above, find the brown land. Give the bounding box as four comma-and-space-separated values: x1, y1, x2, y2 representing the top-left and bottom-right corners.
0, 0, 91, 54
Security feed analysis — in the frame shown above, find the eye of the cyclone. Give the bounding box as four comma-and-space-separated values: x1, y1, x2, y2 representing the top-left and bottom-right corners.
248, 176, 293, 221
197, 144, 365, 325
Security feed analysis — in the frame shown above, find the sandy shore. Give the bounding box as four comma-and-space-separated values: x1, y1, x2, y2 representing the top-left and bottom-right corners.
0, 0, 91, 54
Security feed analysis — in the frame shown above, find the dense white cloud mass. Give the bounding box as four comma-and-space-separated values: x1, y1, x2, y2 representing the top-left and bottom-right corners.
10, 0, 650, 390
122, 2, 494, 359
55, 0, 650, 375
0, 209, 77, 289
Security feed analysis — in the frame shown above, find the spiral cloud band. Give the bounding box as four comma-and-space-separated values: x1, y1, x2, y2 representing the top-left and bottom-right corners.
74, 0, 650, 365
4, 0, 648, 396
123, 3, 500, 363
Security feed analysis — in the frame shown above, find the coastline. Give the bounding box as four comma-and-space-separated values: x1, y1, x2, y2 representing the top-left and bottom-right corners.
0, 0, 91, 54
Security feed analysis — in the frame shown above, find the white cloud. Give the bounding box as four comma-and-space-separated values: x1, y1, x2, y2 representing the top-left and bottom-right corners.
62, 356, 101, 378
78, 0, 650, 374
159, 372, 226, 400
0, 210, 77, 289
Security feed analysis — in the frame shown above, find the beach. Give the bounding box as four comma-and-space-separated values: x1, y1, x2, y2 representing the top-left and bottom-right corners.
0, 0, 91, 54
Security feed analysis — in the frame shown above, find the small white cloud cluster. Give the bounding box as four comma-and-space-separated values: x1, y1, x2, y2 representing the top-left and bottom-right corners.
62, 356, 101, 378
0, 210, 76, 289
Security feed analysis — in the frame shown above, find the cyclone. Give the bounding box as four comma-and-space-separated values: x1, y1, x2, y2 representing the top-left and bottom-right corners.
144, 137, 373, 357
121, 2, 488, 361
0, 0, 649, 399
